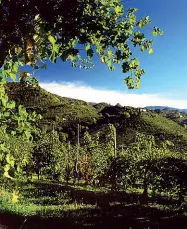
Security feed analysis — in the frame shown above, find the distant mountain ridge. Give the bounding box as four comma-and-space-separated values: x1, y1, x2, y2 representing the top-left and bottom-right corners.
146, 106, 187, 113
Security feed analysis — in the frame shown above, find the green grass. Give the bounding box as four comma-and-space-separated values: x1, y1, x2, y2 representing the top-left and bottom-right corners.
0, 181, 143, 217
0, 183, 97, 218
141, 112, 187, 141
1, 180, 187, 229
0, 179, 181, 216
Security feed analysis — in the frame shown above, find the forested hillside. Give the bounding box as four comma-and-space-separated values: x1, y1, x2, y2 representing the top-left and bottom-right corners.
1, 83, 187, 229
5, 82, 187, 151
147, 106, 187, 127
1, 82, 187, 228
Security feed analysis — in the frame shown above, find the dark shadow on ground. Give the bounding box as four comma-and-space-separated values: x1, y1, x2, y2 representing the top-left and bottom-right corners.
24, 181, 180, 207
1, 182, 187, 229
1, 204, 187, 229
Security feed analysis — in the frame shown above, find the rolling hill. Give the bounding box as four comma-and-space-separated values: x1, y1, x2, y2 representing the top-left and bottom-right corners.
5, 82, 187, 151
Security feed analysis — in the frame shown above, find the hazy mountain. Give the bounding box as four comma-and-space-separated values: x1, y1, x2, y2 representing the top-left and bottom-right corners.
146, 106, 187, 113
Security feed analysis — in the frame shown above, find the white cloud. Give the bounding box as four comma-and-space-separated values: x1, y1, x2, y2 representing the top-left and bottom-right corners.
40, 81, 187, 109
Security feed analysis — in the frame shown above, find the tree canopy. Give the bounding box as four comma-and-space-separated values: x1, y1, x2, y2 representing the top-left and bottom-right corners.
0, 0, 163, 181
0, 0, 163, 88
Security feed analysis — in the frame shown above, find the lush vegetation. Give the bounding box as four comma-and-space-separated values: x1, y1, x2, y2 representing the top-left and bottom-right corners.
0, 0, 163, 185
153, 107, 187, 127
1, 0, 186, 229
1, 84, 187, 228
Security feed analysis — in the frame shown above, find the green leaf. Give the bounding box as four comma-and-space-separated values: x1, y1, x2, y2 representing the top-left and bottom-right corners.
69, 55, 76, 61
137, 16, 152, 28
129, 58, 140, 70
12, 190, 19, 203
6, 101, 15, 109
148, 48, 153, 54
107, 50, 113, 58
135, 69, 145, 77
9, 72, 16, 82
133, 32, 146, 46
72, 39, 77, 47
0, 143, 9, 153
24, 130, 31, 140
141, 40, 153, 50
1, 96, 8, 107
85, 43, 91, 51
50, 52, 57, 63
129, 14, 136, 24
136, 76, 141, 88
13, 62, 19, 72
48, 35, 56, 45
4, 171, 11, 178
38, 114, 42, 119
6, 154, 14, 167
100, 56, 107, 64
115, 5, 123, 16
11, 131, 16, 136
17, 165, 22, 173
4, 111, 10, 117
4, 164, 11, 179
124, 76, 135, 89
152, 30, 157, 36
18, 105, 27, 117
107, 59, 112, 67
152, 27, 163, 36
141, 46, 145, 51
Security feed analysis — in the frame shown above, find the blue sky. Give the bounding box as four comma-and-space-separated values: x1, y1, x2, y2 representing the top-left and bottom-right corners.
37, 0, 187, 108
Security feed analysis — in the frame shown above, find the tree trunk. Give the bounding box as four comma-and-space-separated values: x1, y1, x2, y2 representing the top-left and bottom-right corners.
74, 124, 80, 184
139, 184, 148, 205
37, 169, 40, 180
114, 126, 117, 158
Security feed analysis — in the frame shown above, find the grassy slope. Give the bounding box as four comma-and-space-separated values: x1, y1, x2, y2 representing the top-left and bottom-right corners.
5, 82, 187, 147
6, 82, 99, 128
140, 112, 187, 139
155, 108, 187, 126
